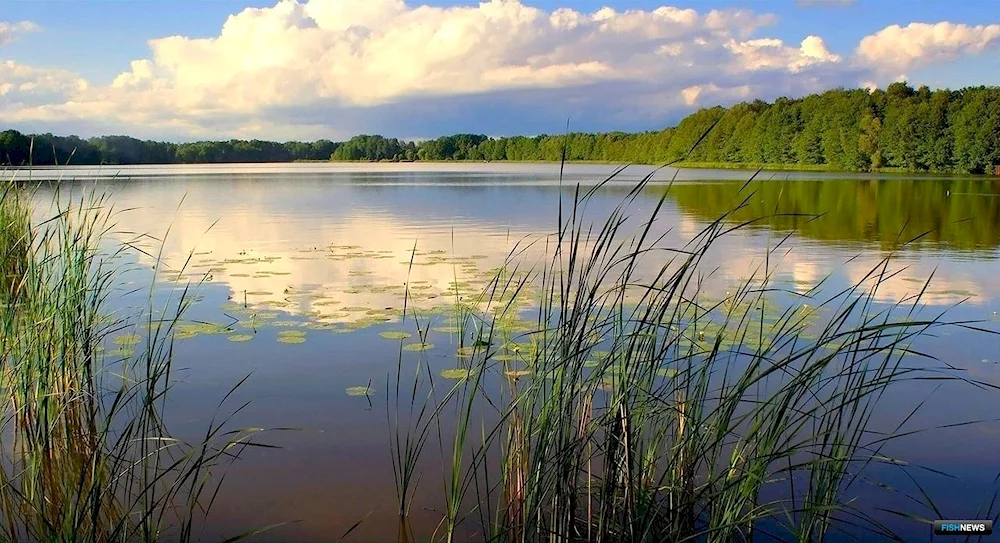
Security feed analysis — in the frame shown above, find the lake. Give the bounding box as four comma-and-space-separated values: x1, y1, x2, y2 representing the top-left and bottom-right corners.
16, 163, 1000, 542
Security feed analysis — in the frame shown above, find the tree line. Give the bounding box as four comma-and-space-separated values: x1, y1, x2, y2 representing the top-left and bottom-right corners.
0, 134, 340, 166
2, 83, 998, 174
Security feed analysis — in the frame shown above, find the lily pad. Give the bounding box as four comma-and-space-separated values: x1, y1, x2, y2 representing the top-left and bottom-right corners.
456, 346, 478, 358
379, 331, 412, 340
108, 346, 135, 358
113, 334, 142, 346
345, 386, 372, 396
228, 334, 254, 342
272, 320, 301, 327
440, 368, 471, 380
403, 342, 435, 352
277, 330, 307, 344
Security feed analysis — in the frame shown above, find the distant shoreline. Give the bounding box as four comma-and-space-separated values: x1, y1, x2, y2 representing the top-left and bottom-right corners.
6, 160, 993, 179
316, 159, 995, 177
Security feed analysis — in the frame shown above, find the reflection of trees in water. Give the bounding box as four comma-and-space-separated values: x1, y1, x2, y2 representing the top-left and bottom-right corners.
663, 179, 1000, 251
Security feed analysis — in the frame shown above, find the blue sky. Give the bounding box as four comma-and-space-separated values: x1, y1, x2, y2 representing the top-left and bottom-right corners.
1, 0, 998, 141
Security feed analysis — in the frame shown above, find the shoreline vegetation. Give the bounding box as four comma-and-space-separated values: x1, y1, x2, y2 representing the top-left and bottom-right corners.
2, 82, 999, 175
385, 166, 997, 542
0, 182, 266, 542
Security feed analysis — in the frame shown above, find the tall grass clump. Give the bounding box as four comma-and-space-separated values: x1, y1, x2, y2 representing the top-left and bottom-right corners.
0, 185, 31, 297
389, 167, 988, 542
0, 181, 264, 543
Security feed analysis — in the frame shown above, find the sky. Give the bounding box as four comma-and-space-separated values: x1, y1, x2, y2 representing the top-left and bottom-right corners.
1, 0, 999, 142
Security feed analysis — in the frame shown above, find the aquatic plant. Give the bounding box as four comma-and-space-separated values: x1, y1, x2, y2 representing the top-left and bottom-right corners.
385, 162, 996, 543
0, 182, 268, 543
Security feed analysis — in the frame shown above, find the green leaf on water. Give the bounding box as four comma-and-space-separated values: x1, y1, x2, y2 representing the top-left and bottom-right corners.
228, 334, 254, 342
277, 330, 307, 344
456, 346, 478, 358
440, 368, 471, 380
113, 334, 142, 346
109, 347, 134, 358
345, 386, 372, 396
403, 342, 435, 352
379, 331, 412, 340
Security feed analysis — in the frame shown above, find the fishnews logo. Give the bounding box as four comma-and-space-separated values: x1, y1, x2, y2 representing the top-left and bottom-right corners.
934, 520, 993, 536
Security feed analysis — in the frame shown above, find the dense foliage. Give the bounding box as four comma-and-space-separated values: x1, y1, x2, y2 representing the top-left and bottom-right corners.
2, 83, 998, 173
0, 133, 339, 165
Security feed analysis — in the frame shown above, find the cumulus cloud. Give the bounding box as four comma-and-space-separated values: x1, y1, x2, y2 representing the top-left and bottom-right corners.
0, 21, 38, 47
857, 22, 1000, 73
0, 2, 997, 140
0, 60, 88, 107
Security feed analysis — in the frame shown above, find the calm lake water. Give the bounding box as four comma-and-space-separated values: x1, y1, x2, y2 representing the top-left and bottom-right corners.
19, 163, 1000, 542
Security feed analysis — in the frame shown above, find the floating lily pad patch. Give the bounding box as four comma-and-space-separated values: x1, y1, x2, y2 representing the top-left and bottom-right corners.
402, 342, 434, 352
228, 334, 254, 342
346, 386, 372, 396
277, 330, 307, 344
379, 331, 412, 340
109, 347, 135, 358
113, 334, 142, 346
271, 320, 301, 327
440, 368, 471, 380
456, 346, 478, 358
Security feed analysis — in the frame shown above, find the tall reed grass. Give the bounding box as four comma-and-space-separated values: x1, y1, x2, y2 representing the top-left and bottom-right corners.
388, 168, 994, 542
0, 181, 265, 543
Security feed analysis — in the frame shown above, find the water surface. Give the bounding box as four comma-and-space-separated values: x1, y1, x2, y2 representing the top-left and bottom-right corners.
29, 164, 1000, 542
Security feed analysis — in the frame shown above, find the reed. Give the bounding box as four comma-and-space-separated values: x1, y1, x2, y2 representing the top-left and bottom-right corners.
387, 164, 991, 542
0, 181, 266, 543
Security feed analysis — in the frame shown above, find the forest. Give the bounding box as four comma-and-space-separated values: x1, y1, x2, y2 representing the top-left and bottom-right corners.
2, 82, 998, 174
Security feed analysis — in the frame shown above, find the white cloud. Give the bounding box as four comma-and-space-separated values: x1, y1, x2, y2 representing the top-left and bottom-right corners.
0, 3, 998, 140
857, 22, 1000, 73
725, 35, 840, 73
0, 21, 38, 47
0, 60, 88, 106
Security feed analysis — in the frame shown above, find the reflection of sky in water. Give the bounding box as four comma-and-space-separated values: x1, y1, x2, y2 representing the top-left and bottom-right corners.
29, 165, 1000, 542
